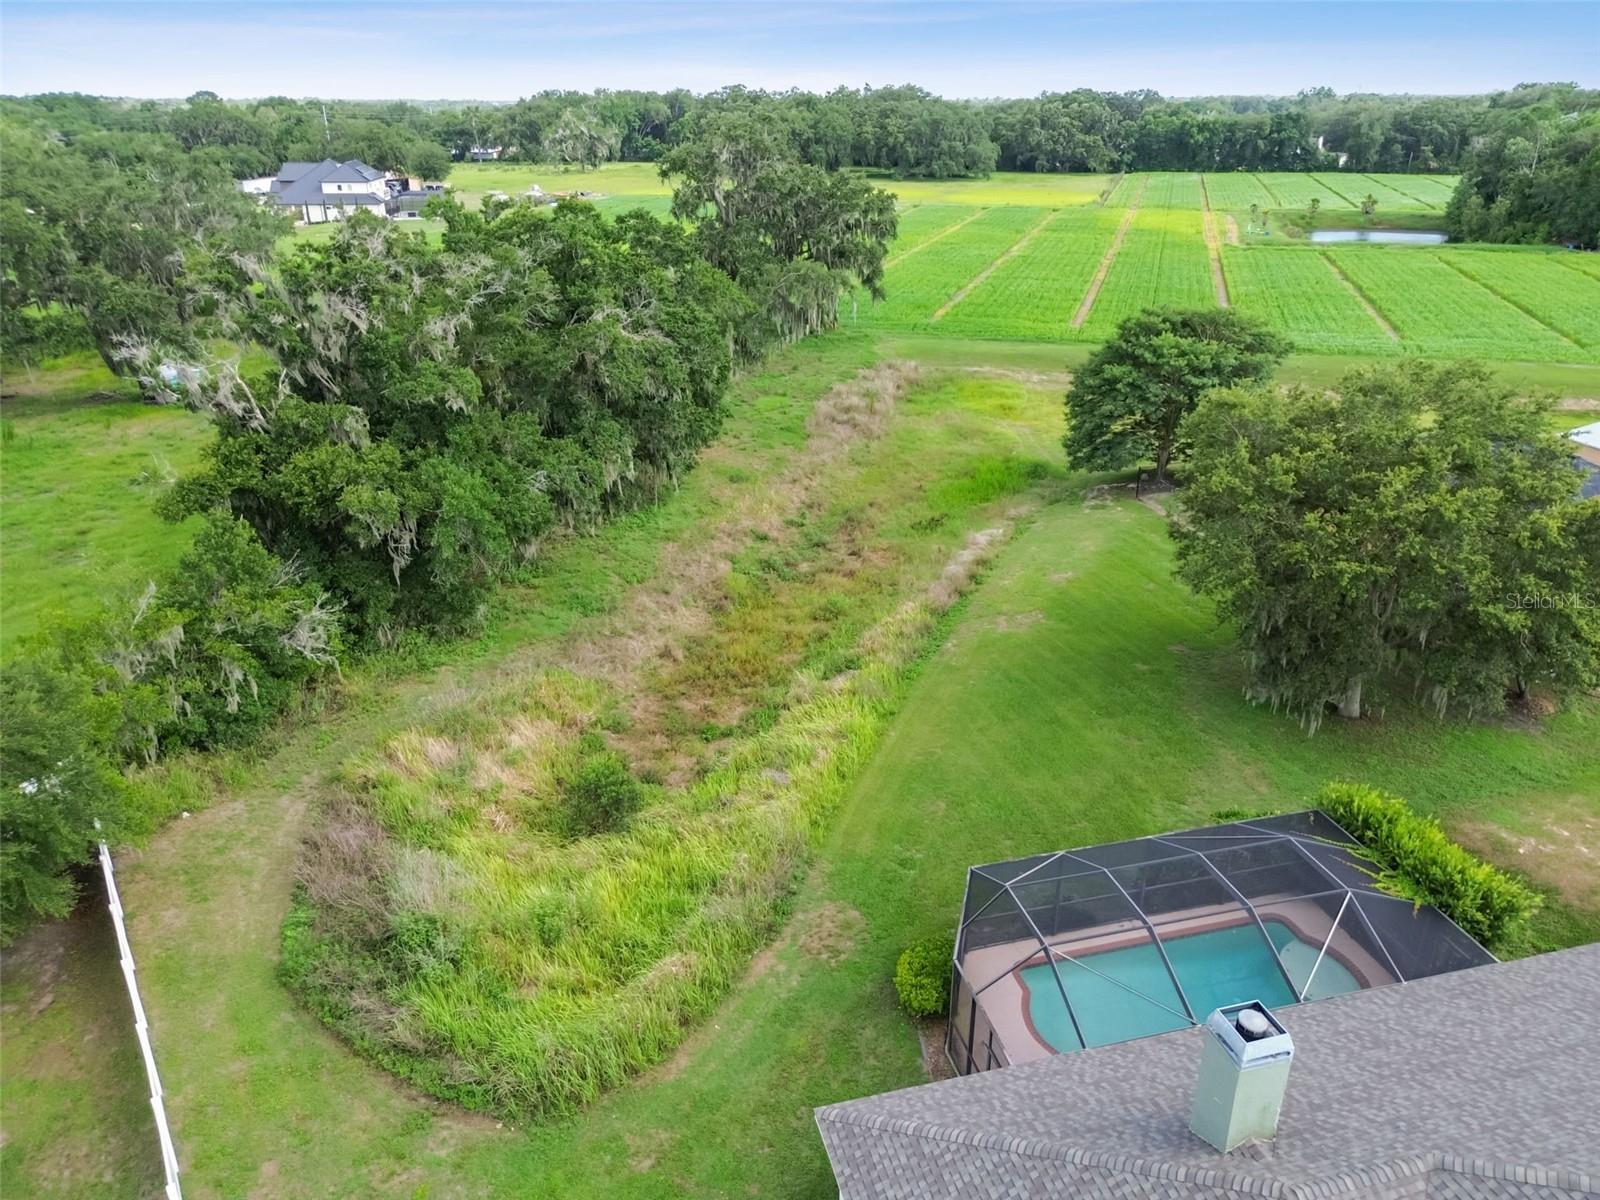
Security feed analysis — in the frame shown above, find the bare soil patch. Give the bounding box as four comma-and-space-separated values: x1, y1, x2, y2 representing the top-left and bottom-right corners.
1198, 176, 1231, 308
1455, 802, 1600, 910
917, 1019, 955, 1082
797, 903, 866, 965
989, 610, 1045, 633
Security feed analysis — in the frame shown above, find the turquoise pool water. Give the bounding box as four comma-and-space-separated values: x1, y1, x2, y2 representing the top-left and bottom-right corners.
1020, 919, 1361, 1052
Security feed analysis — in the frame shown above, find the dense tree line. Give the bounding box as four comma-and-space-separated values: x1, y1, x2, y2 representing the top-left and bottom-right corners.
1444, 87, 1600, 249
6, 82, 1595, 185
0, 110, 285, 394
165, 200, 749, 641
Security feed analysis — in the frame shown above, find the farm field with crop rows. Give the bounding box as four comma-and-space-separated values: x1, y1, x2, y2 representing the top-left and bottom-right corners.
1223, 247, 1397, 355
860, 206, 1045, 329
847, 170, 1599, 361
1203, 172, 1280, 211
1080, 207, 1215, 338
1443, 251, 1600, 347
1328, 246, 1580, 359
938, 208, 1122, 338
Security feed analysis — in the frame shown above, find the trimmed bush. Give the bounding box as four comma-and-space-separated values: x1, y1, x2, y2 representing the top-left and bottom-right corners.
894, 933, 955, 1018
560, 750, 643, 837
1315, 783, 1540, 947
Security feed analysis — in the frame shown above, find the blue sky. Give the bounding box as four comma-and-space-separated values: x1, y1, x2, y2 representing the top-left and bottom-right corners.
1, 1, 1595, 100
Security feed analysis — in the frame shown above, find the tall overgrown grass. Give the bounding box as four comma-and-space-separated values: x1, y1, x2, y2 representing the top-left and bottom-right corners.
281, 532, 1004, 1119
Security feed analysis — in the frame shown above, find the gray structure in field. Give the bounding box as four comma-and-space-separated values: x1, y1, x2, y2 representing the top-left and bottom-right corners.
815, 942, 1600, 1200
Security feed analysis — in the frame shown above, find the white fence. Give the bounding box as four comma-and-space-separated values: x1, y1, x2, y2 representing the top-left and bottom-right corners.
98, 838, 183, 1200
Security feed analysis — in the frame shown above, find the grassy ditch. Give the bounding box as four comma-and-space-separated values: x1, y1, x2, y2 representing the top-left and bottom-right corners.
277, 365, 1066, 1121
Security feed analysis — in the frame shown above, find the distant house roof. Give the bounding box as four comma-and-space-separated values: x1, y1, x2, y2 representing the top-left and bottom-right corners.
815, 943, 1600, 1200
270, 159, 386, 207
322, 160, 385, 183
275, 160, 322, 182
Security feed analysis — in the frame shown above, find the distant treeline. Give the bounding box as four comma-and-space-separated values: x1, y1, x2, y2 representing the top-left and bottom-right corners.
6, 82, 1597, 245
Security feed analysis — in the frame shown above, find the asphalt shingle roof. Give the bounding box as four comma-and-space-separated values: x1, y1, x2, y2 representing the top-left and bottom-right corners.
270, 159, 385, 206
815, 944, 1600, 1200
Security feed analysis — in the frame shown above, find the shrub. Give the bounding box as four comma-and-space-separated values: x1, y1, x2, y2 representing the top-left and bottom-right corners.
1315, 782, 1540, 947
894, 932, 955, 1017
0, 656, 129, 941
560, 750, 643, 837
0, 515, 342, 937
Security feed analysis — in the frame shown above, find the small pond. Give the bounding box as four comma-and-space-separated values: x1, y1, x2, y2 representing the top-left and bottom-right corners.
1310, 229, 1448, 245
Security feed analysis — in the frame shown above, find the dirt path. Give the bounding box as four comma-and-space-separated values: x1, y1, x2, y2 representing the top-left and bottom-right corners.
1199, 176, 1230, 308
1070, 175, 1148, 329
1320, 252, 1400, 342
1224, 214, 1241, 245
885, 207, 989, 268
930, 210, 1056, 323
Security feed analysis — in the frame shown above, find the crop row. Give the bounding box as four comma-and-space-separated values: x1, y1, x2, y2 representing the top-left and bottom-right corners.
939, 209, 1123, 339
859, 206, 1046, 330
890, 204, 983, 255
1442, 251, 1600, 347
1223, 247, 1397, 355
1203, 173, 1279, 211
1327, 247, 1576, 360
1080, 207, 1215, 338
1142, 172, 1205, 210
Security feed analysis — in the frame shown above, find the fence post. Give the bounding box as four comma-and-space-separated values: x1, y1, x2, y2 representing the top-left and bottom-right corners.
97, 829, 183, 1200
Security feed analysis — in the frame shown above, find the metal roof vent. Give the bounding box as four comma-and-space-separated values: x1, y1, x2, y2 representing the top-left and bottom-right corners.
1189, 1001, 1294, 1153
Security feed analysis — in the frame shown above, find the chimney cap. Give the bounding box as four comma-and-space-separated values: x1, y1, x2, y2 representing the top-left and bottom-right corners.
1203, 1001, 1293, 1069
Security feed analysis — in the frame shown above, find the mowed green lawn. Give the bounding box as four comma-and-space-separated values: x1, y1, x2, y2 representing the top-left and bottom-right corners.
4, 363, 1595, 1199
0, 354, 211, 656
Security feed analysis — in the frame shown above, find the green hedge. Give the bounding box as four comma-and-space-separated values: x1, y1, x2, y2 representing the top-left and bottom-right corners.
894, 933, 955, 1017
1316, 783, 1540, 948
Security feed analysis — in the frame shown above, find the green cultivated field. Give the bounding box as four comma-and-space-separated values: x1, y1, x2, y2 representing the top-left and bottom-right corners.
1224, 247, 1397, 355
322, 164, 1600, 367
1329, 247, 1579, 360
939, 208, 1121, 339
839, 170, 1600, 362
861, 205, 1044, 329
1080, 207, 1215, 338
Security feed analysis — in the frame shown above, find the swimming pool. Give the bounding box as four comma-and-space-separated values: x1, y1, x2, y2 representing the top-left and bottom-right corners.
1019, 919, 1360, 1052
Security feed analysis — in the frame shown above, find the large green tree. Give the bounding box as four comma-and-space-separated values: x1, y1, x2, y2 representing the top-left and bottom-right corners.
1173, 362, 1600, 726
1064, 308, 1288, 481
166, 202, 745, 640
661, 111, 897, 350
0, 115, 284, 397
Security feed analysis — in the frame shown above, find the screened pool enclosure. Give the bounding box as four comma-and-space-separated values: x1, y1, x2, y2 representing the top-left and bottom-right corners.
948, 810, 1495, 1076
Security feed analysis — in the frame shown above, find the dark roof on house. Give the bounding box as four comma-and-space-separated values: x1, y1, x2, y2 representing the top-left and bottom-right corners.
815, 943, 1600, 1200
274, 160, 321, 182
270, 159, 385, 206
322, 160, 385, 183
